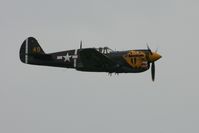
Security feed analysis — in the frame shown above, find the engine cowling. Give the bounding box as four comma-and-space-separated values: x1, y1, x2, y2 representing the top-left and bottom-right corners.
123, 50, 149, 69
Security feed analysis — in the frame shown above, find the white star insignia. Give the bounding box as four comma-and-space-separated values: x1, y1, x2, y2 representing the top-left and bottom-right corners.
63, 53, 71, 62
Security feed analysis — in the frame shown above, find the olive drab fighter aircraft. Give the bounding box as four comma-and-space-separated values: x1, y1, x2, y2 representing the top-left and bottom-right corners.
19, 37, 162, 81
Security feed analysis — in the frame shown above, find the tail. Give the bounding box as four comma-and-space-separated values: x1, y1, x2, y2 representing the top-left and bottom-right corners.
19, 37, 46, 64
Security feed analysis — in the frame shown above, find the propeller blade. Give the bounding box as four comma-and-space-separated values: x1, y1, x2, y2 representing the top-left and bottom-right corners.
151, 62, 155, 81
155, 47, 158, 53
147, 43, 153, 55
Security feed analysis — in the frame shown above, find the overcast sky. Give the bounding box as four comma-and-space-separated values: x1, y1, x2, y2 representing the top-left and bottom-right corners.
1, 0, 199, 133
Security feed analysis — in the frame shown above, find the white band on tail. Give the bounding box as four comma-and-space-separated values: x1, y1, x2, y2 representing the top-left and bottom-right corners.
25, 38, 28, 64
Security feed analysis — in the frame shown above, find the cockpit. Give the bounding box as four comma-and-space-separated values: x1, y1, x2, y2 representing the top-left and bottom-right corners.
96, 47, 114, 54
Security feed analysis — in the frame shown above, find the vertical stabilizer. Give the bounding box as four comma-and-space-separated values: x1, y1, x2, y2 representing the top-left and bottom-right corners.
19, 37, 45, 64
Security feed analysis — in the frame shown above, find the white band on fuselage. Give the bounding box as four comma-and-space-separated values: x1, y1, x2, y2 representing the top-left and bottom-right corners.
73, 49, 78, 68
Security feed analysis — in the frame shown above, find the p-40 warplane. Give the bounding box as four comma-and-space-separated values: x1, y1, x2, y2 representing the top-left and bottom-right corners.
19, 37, 162, 81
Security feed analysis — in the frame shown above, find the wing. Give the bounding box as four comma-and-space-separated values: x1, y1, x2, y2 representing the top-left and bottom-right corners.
79, 48, 115, 68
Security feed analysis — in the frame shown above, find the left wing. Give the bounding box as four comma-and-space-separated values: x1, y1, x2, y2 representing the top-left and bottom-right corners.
79, 48, 115, 69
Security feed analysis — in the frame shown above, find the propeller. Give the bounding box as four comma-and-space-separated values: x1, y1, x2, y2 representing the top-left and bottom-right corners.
146, 44, 156, 81
155, 47, 158, 53
147, 43, 153, 55
151, 62, 155, 81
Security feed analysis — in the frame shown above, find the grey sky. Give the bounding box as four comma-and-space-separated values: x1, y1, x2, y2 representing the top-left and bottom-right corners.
1, 0, 199, 133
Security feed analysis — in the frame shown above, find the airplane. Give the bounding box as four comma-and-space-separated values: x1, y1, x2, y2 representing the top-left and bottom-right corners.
19, 37, 162, 81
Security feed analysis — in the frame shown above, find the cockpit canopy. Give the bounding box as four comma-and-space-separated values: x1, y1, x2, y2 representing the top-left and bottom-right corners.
96, 47, 113, 54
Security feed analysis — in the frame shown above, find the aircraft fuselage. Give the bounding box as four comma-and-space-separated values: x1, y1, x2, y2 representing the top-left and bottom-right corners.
20, 37, 161, 80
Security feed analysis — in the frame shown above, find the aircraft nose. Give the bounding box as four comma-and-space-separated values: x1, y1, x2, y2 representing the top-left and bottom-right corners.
150, 52, 162, 62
